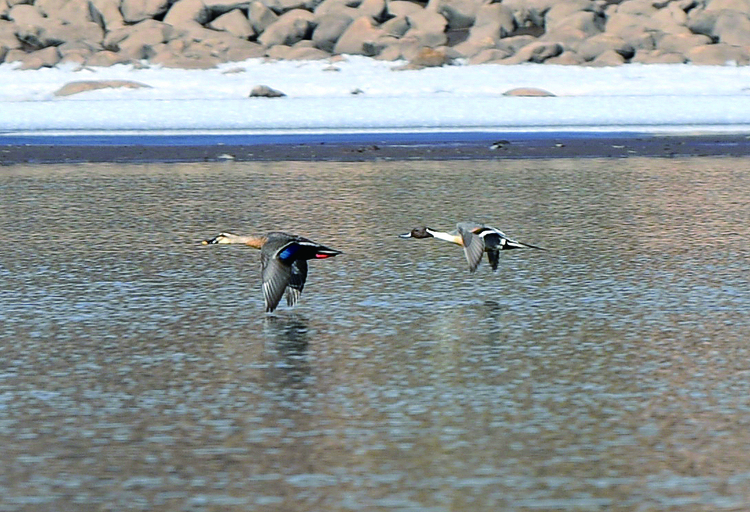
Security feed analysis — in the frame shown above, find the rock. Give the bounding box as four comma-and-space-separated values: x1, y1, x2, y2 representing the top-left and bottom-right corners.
54, 79, 152, 96
501, 0, 557, 27
248, 1, 279, 34
386, 0, 422, 18
631, 48, 686, 63
333, 15, 386, 55
686, 42, 750, 65
588, 48, 626, 66
544, 50, 585, 65
312, 11, 354, 52
656, 33, 711, 54
35, 0, 94, 25
576, 33, 634, 61
120, 0, 170, 23
208, 9, 256, 39
713, 10, 750, 46
402, 46, 452, 68
89, 0, 126, 30
466, 4, 515, 45
0, 20, 22, 50
503, 41, 563, 64
428, 0, 483, 30
380, 14, 409, 37
16, 46, 60, 69
249, 84, 286, 97
164, 0, 211, 27
358, 0, 386, 21
85, 49, 134, 66
467, 48, 512, 64
258, 9, 314, 47
503, 87, 555, 96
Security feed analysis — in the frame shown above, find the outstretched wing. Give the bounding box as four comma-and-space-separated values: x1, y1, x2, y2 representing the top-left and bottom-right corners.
457, 224, 486, 273
286, 259, 308, 307
261, 249, 292, 313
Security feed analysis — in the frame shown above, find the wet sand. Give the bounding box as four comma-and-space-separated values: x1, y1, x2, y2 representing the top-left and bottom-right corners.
2, 132, 750, 164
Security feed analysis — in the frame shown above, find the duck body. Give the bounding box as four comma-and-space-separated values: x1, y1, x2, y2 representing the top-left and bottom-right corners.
400, 222, 544, 273
203, 231, 341, 313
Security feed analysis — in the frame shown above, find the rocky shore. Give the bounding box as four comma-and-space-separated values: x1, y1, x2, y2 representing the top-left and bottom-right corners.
1, 0, 749, 70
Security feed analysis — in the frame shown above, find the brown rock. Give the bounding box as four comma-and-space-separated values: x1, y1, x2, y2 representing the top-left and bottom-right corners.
208, 9, 256, 39
502, 41, 563, 64
333, 15, 386, 55
587, 48, 626, 66
54, 80, 152, 96
386, 0, 422, 18
576, 33, 634, 61
35, 0, 94, 24
89, 0, 126, 30
428, 0, 483, 30
656, 33, 711, 54
466, 4, 515, 45
85, 49, 134, 66
312, 11, 355, 52
248, 1, 279, 34
16, 46, 60, 69
467, 48, 512, 64
713, 10, 750, 46
120, 0, 170, 23
631, 49, 686, 63
164, 0, 210, 27
258, 9, 314, 47
402, 46, 452, 69
503, 87, 555, 97
687, 43, 750, 65
544, 50, 585, 65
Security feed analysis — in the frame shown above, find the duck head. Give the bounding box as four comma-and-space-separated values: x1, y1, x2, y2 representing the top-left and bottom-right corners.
399, 226, 433, 239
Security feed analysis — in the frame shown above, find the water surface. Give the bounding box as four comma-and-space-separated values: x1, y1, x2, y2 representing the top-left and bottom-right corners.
2, 158, 750, 511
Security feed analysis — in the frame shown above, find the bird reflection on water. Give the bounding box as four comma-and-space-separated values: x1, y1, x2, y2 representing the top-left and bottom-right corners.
262, 315, 312, 388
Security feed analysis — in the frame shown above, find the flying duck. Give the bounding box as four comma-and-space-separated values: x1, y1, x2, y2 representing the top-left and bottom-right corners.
203, 232, 341, 312
399, 221, 544, 273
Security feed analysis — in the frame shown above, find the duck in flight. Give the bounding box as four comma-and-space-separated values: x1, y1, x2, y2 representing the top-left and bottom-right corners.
203, 232, 341, 312
399, 221, 544, 273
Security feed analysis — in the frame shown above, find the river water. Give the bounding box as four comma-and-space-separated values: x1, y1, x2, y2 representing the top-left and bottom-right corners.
2, 157, 750, 511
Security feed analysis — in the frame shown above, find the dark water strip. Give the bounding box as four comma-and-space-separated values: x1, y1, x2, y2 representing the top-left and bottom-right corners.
2, 131, 750, 164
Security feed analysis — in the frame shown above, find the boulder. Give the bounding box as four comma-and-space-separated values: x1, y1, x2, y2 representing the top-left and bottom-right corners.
656, 33, 711, 54
467, 3, 515, 44
249, 84, 286, 97
120, 0, 170, 23
163, 0, 211, 27
403, 9, 448, 47
544, 49, 585, 65
713, 10, 750, 46
358, 0, 386, 21
333, 15, 386, 55
503, 87, 555, 96
576, 33, 634, 61
248, 1, 279, 33
208, 9, 256, 39
631, 48, 686, 63
686, 42, 750, 64
501, 0, 557, 27
502, 41, 563, 63
258, 8, 313, 47
386, 0, 422, 18
85, 49, 134, 66
34, 0, 94, 24
54, 79, 152, 96
587, 48, 626, 66
312, 11, 355, 52
89, 0, 126, 30
428, 0, 483, 30
15, 45, 60, 69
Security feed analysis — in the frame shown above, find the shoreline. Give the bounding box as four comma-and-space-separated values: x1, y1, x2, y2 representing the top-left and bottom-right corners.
2, 132, 750, 164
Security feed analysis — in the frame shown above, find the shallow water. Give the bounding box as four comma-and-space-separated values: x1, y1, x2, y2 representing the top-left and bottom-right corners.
2, 158, 750, 511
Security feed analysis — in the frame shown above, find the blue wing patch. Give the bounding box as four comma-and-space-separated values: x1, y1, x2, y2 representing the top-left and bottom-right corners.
277, 244, 298, 262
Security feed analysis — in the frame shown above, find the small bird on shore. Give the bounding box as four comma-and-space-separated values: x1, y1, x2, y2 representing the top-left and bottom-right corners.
203, 232, 342, 313
399, 221, 544, 273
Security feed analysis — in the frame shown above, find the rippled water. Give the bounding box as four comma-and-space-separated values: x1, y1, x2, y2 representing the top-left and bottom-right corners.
2, 158, 750, 511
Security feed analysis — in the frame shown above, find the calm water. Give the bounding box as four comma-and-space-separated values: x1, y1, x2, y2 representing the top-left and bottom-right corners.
2, 158, 750, 511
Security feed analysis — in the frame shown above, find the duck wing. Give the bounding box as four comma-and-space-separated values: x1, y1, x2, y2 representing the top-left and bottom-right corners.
261, 246, 293, 313
286, 259, 308, 307
457, 224, 486, 273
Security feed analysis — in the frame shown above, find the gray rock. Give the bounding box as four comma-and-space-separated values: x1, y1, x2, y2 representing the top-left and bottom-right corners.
15, 45, 60, 69
576, 33, 634, 61
713, 10, 750, 46
503, 41, 563, 64
656, 33, 711, 54
249, 84, 287, 97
